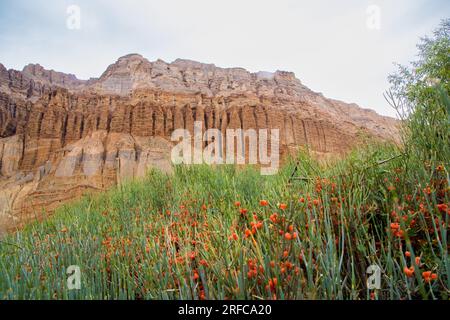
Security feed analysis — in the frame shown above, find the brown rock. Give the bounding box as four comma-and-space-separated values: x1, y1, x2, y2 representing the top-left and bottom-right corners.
0, 54, 400, 230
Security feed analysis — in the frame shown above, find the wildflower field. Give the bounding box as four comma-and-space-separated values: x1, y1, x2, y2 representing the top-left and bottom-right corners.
0, 137, 448, 300
0, 20, 449, 301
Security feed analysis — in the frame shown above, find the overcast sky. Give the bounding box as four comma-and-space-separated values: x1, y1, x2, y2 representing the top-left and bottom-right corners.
0, 0, 448, 117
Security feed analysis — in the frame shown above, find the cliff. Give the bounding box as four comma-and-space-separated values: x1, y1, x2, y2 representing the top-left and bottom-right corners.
0, 54, 399, 231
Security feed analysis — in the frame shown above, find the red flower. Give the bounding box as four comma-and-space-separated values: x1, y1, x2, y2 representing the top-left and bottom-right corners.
278, 203, 287, 210
270, 213, 278, 223
228, 232, 238, 241
422, 271, 437, 282
268, 278, 277, 292
403, 266, 414, 278
390, 222, 400, 231
240, 208, 248, 215
260, 200, 269, 206
415, 256, 421, 266
234, 201, 241, 207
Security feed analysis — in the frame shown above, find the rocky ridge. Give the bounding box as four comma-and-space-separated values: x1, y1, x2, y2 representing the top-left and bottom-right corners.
0, 54, 399, 232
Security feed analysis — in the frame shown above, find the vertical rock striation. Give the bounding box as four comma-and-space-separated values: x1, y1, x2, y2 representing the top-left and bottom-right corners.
0, 54, 400, 230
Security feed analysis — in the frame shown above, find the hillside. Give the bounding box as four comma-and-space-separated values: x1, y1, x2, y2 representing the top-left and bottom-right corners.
0, 54, 399, 230
0, 144, 448, 299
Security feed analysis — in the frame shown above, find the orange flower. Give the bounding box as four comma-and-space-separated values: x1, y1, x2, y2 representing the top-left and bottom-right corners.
244, 229, 252, 238
193, 271, 200, 280
405, 251, 411, 258
313, 199, 320, 206
270, 213, 278, 223
234, 201, 241, 207
394, 229, 404, 238
283, 250, 289, 258
260, 200, 269, 207
240, 208, 248, 215
201, 204, 207, 211
390, 222, 400, 231
415, 256, 421, 266
278, 203, 287, 210
284, 233, 292, 240
437, 203, 448, 213
403, 266, 414, 278
268, 278, 277, 292
299, 197, 305, 203
423, 186, 432, 195
422, 271, 437, 282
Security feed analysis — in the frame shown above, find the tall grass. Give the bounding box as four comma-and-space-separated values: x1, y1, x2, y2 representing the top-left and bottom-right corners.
1, 48, 449, 298
0, 135, 448, 299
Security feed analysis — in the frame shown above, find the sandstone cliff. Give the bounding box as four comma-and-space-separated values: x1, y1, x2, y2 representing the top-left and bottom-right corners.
0, 54, 399, 231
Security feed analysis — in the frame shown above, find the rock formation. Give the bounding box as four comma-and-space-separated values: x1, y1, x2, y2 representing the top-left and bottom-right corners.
0, 54, 399, 231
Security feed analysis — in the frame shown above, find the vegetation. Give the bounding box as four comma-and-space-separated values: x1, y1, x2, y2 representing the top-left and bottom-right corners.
0, 20, 448, 300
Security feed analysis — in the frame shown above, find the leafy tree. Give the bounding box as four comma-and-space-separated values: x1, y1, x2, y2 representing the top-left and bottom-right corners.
386, 19, 450, 163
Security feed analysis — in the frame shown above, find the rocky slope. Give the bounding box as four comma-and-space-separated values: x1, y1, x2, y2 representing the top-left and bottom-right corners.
0, 54, 399, 232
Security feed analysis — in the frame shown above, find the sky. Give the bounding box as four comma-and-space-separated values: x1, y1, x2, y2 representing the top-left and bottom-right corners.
0, 0, 448, 117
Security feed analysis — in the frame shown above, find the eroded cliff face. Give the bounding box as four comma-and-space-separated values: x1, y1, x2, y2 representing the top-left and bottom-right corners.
0, 54, 399, 231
